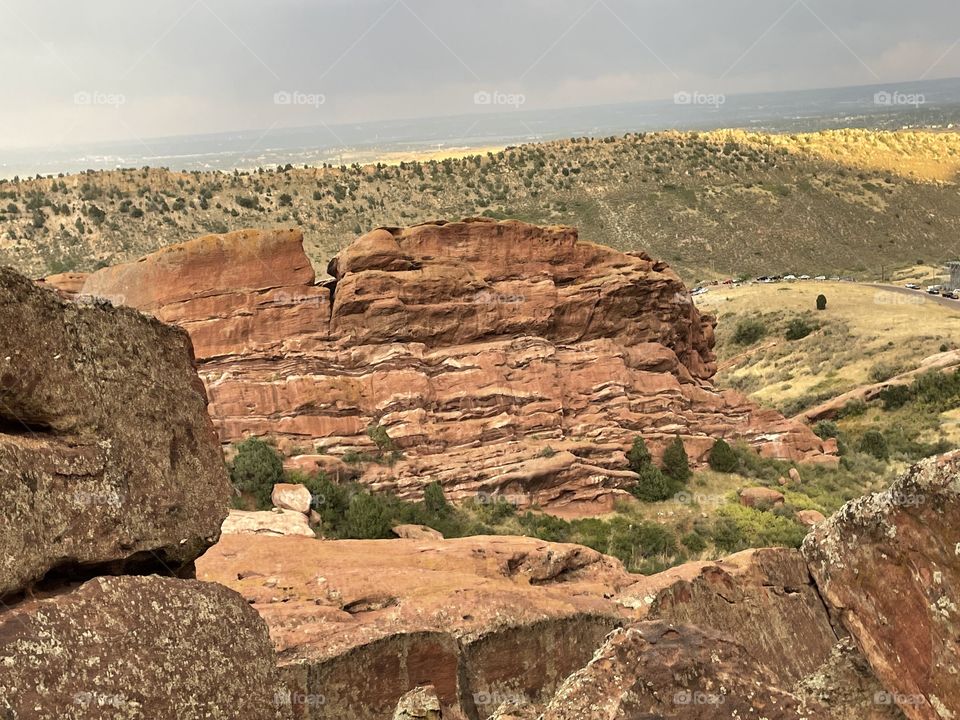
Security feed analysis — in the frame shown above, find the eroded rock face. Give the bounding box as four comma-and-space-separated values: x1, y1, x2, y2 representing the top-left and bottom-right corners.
0, 576, 286, 720
197, 534, 635, 720
639, 548, 838, 686
540, 622, 816, 719
197, 534, 890, 720
0, 267, 229, 599
81, 221, 835, 513
804, 451, 960, 720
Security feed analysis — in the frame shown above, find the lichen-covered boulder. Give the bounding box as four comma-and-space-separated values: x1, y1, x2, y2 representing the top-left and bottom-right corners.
0, 576, 287, 719
0, 267, 230, 599
804, 451, 960, 720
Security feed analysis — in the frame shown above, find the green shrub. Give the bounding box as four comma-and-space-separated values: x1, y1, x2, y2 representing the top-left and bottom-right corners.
228, 437, 284, 509
732, 318, 766, 346
813, 420, 839, 439
837, 399, 867, 418
607, 519, 677, 569
630, 464, 678, 502
816, 294, 827, 311
662, 437, 691, 483
345, 493, 391, 539
707, 439, 738, 473
714, 505, 807, 551
785, 317, 815, 341
423, 481, 450, 516
878, 384, 913, 410
518, 512, 571, 543
859, 430, 889, 461
868, 362, 902, 384
681, 531, 707, 553
711, 515, 746, 554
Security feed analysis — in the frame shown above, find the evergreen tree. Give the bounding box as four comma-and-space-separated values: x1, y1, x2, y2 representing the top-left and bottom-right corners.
662, 437, 692, 483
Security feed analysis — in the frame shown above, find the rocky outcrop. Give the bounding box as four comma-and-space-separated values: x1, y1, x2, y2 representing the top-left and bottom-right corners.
0, 576, 286, 720
0, 267, 285, 718
0, 267, 228, 599
197, 535, 900, 720
197, 534, 631, 720
804, 451, 960, 720
639, 548, 838, 686
81, 221, 836, 514
539, 622, 816, 719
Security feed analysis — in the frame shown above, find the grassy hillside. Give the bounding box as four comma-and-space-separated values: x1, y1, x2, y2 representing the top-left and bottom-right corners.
3, 129, 960, 280
698, 280, 960, 416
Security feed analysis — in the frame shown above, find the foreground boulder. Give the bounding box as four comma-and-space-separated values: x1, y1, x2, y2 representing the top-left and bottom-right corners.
198, 534, 634, 720
0, 576, 285, 719
1, 266, 285, 719
804, 451, 960, 720
540, 622, 815, 719
81, 221, 836, 514
637, 548, 837, 685
0, 267, 229, 599
198, 535, 898, 719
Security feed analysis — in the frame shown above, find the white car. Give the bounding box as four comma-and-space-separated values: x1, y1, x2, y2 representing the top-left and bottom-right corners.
784, 274, 798, 281
814, 275, 827, 281
799, 275, 811, 280
905, 283, 920, 290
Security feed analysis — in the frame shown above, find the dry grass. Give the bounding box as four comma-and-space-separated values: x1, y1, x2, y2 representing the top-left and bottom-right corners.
698, 281, 960, 412
702, 128, 960, 182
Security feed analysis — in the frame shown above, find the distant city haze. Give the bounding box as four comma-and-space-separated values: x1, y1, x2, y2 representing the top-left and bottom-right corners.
1, 0, 959, 157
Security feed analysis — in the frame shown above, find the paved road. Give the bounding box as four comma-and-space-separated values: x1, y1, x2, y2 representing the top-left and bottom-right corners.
869, 283, 960, 311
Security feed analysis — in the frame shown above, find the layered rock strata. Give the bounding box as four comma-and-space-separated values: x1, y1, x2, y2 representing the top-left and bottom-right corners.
81, 221, 836, 514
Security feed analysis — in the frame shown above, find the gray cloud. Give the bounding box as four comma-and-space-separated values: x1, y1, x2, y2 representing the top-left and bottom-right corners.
1, 0, 959, 148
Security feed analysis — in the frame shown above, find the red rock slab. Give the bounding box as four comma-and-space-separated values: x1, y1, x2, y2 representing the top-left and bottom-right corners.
804, 451, 960, 720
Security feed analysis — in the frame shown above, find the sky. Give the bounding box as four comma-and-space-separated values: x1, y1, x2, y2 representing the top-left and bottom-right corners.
1, 0, 959, 150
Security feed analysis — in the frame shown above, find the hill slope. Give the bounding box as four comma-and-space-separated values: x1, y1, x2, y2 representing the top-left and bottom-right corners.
3, 129, 960, 280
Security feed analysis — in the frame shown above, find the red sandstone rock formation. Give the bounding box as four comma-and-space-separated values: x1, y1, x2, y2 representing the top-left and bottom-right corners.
804, 451, 960, 720
81, 221, 836, 514
197, 536, 898, 720
540, 622, 818, 719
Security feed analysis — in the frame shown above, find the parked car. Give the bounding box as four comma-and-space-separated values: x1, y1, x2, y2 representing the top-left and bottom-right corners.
905, 283, 921, 290
784, 274, 798, 281
799, 274, 811, 280
927, 286, 942, 295
814, 275, 827, 281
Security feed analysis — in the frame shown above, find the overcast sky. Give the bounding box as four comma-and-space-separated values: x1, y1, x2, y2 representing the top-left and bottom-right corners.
1, 0, 959, 149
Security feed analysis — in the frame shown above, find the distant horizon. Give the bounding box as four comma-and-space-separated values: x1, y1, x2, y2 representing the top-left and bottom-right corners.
3, 75, 960, 180
7, 74, 960, 155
